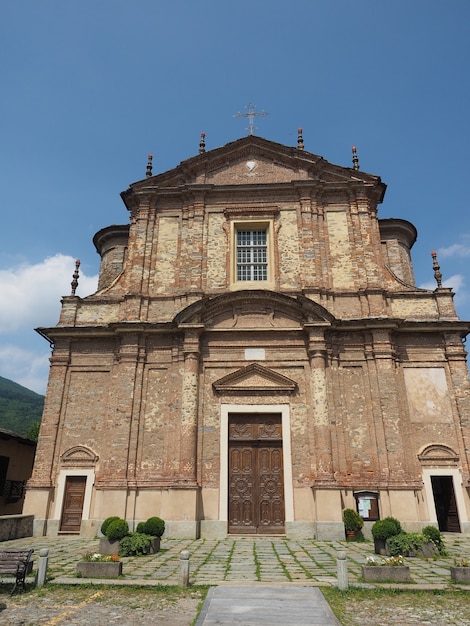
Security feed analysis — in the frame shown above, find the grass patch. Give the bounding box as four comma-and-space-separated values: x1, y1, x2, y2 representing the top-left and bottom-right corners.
253, 542, 261, 581
271, 541, 293, 581
223, 540, 236, 580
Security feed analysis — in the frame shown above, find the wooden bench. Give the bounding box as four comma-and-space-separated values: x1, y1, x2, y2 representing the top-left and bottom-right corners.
0, 549, 34, 594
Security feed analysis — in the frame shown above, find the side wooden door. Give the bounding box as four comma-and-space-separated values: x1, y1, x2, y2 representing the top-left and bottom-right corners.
60, 476, 86, 533
228, 414, 284, 534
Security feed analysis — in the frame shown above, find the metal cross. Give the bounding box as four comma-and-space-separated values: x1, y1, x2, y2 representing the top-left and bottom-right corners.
234, 102, 269, 135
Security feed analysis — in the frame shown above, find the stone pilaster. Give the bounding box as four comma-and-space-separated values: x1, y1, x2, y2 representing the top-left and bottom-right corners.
178, 327, 203, 484
307, 328, 333, 482
444, 332, 470, 482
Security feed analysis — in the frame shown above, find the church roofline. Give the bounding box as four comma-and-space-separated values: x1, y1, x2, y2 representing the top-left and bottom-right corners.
120, 134, 386, 210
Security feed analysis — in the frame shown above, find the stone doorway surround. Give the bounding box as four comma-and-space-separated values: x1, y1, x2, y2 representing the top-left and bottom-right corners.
422, 467, 469, 533
219, 403, 294, 535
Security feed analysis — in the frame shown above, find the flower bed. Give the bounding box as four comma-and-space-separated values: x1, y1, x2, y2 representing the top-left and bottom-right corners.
76, 553, 122, 578
362, 555, 411, 582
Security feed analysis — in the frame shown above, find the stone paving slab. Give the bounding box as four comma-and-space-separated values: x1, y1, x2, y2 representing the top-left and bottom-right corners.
195, 586, 341, 625
1, 533, 469, 587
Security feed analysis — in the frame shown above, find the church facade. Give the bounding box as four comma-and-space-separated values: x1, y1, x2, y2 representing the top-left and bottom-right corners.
24, 133, 470, 539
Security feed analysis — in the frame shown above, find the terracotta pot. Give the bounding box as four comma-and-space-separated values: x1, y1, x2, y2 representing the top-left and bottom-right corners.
361, 565, 411, 582
76, 561, 122, 578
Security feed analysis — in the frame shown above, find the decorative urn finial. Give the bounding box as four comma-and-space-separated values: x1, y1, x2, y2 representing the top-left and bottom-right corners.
199, 132, 206, 154
352, 146, 360, 170
71, 259, 81, 295
431, 250, 443, 288
297, 128, 304, 150
146, 154, 153, 178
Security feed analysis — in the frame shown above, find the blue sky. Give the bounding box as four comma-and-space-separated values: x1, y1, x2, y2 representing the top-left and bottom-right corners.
1, 1, 469, 394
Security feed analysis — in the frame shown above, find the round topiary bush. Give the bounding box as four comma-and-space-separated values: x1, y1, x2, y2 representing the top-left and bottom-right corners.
106, 519, 130, 541
422, 525, 446, 554
101, 516, 120, 537
143, 516, 165, 537
371, 516, 402, 541
136, 521, 145, 534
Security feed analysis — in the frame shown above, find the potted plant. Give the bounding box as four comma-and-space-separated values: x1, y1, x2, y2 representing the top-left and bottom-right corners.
362, 555, 411, 582
76, 552, 122, 578
98, 517, 129, 555
450, 557, 470, 583
141, 516, 165, 553
342, 508, 364, 539
422, 525, 446, 555
371, 517, 402, 554
387, 532, 438, 558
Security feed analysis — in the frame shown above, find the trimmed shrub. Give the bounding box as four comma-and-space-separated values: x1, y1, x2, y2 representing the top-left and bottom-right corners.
371, 517, 402, 541
343, 508, 364, 532
119, 533, 153, 556
101, 516, 120, 537
106, 519, 129, 541
422, 525, 446, 554
136, 521, 145, 533
143, 516, 165, 537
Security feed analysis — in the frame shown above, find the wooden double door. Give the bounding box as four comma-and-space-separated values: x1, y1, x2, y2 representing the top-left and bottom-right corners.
228, 414, 285, 534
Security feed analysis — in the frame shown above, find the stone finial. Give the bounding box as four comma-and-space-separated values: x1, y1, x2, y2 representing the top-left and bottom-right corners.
352, 146, 360, 170
71, 259, 81, 295
297, 127, 304, 150
199, 132, 206, 154
146, 154, 153, 178
431, 250, 443, 288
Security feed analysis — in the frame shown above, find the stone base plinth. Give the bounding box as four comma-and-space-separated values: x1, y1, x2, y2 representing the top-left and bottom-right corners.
149, 537, 161, 553
450, 566, 470, 583
98, 538, 120, 555
76, 561, 122, 578
362, 565, 411, 582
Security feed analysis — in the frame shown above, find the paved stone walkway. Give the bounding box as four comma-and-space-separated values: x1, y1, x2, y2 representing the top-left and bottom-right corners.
196, 586, 341, 625
2, 532, 470, 587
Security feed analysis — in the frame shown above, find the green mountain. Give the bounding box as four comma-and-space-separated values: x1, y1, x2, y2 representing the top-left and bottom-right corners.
0, 376, 44, 438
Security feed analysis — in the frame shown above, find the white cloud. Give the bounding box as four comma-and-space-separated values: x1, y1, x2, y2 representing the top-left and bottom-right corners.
0, 345, 50, 395
438, 234, 470, 259
0, 254, 98, 394
0, 254, 98, 333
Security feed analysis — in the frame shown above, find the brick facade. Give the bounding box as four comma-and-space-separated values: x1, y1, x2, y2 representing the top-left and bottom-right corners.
24, 135, 470, 538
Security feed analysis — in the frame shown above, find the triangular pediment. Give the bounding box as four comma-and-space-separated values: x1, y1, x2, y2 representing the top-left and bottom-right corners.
213, 363, 297, 395
123, 135, 384, 197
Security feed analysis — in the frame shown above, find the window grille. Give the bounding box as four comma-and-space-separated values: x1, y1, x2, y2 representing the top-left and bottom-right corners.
236, 230, 268, 281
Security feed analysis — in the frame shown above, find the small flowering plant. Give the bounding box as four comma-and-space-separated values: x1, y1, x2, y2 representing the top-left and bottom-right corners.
82, 552, 119, 562
366, 555, 405, 567
454, 557, 469, 567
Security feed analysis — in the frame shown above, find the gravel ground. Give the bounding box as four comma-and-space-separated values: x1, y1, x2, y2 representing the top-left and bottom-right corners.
0, 587, 205, 626
3, 586, 470, 626
322, 588, 470, 626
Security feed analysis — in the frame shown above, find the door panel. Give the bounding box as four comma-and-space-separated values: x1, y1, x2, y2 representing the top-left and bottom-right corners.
229, 414, 285, 534
60, 476, 86, 533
